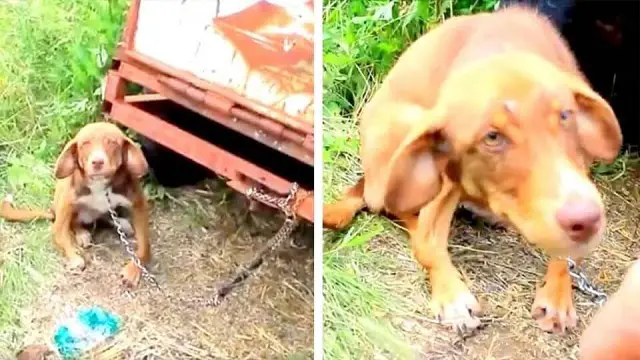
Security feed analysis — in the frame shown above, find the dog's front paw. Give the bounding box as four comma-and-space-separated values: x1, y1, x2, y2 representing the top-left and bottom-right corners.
430, 269, 482, 333
75, 229, 92, 249
324, 199, 364, 230
67, 252, 86, 271
531, 273, 577, 334
120, 262, 141, 288
322, 204, 351, 229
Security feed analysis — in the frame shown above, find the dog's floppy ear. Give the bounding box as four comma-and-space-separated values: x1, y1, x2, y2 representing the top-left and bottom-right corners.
383, 108, 451, 214
123, 138, 149, 179
565, 75, 622, 163
54, 139, 78, 179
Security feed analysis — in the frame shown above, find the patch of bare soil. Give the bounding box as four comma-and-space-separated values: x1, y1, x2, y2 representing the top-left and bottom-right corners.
371, 168, 640, 360
19, 182, 313, 360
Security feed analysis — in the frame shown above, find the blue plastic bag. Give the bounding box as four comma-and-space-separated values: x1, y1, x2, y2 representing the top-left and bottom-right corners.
53, 306, 121, 359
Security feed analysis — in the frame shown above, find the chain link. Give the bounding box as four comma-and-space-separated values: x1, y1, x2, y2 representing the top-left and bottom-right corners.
204, 183, 303, 306
104, 183, 303, 306
106, 191, 160, 292
204, 217, 299, 306
245, 183, 300, 218
566, 258, 607, 306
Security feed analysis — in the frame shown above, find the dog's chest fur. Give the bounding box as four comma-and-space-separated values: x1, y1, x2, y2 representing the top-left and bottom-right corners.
73, 180, 132, 224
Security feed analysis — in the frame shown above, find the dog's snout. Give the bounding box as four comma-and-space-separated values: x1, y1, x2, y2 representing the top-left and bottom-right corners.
91, 158, 104, 170
556, 198, 602, 243
89, 151, 106, 171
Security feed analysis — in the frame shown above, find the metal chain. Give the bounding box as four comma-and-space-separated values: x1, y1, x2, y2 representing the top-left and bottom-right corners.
567, 257, 607, 306
104, 183, 303, 306
202, 183, 303, 307
246, 183, 300, 218
106, 191, 160, 291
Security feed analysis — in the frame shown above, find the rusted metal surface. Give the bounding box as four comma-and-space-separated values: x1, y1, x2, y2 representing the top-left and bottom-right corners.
104, 72, 313, 222
104, 0, 314, 222
124, 93, 167, 103
210, 1, 314, 122
131, 0, 314, 133
121, 49, 314, 138
113, 61, 312, 165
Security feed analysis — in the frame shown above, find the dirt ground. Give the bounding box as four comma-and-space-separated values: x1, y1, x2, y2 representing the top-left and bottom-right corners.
17, 182, 314, 360
362, 167, 640, 360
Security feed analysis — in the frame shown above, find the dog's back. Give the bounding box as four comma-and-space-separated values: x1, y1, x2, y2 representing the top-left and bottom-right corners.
365, 6, 579, 115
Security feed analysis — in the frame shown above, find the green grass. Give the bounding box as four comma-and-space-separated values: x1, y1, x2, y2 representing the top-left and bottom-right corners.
0, 0, 128, 355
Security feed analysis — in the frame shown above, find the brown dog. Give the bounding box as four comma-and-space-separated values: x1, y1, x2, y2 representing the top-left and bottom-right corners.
324, 6, 622, 333
0, 122, 151, 287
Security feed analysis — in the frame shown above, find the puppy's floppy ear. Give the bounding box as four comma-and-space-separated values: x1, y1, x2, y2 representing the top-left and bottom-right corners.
564, 74, 622, 163
54, 139, 78, 179
383, 107, 451, 214
123, 138, 149, 179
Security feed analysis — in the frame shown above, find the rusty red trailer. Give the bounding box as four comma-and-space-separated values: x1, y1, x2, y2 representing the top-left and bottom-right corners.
103, 0, 314, 222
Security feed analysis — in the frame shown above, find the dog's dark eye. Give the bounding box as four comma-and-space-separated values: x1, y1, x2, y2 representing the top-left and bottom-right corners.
483, 130, 507, 150
559, 109, 573, 122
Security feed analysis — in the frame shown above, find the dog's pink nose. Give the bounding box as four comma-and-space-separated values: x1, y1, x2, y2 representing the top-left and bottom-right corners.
91, 158, 104, 170
556, 199, 602, 243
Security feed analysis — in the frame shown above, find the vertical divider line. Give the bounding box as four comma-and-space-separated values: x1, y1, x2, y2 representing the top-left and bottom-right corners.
313, 0, 324, 358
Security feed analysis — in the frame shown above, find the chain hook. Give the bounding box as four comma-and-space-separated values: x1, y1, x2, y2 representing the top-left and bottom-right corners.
245, 182, 302, 220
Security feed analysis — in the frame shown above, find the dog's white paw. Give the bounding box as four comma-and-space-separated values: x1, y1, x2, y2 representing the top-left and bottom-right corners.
67, 254, 86, 271
430, 274, 482, 333
3, 194, 14, 203
436, 291, 482, 333
75, 230, 92, 248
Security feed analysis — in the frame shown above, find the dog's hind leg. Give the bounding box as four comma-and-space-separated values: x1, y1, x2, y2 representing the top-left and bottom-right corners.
323, 178, 365, 230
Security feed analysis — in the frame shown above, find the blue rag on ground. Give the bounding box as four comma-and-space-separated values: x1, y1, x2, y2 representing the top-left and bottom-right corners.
53, 306, 121, 359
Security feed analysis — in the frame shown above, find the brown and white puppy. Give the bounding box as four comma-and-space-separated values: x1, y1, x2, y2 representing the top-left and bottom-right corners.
324, 6, 622, 334
0, 122, 151, 287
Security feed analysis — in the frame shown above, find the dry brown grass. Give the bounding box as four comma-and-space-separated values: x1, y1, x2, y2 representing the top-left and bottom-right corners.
325, 165, 639, 359
16, 181, 313, 360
